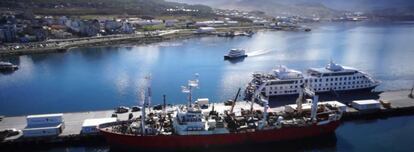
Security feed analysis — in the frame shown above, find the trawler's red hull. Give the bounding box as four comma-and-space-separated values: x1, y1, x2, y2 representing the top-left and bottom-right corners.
100, 120, 341, 149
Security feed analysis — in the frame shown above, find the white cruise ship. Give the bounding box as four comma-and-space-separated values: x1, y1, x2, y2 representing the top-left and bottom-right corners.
246, 61, 380, 97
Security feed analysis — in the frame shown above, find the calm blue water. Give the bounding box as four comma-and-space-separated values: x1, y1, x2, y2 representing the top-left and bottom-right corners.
1, 22, 414, 151
1, 22, 414, 116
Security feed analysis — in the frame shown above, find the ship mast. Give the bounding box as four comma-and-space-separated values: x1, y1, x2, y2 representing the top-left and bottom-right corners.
182, 73, 199, 107
140, 90, 146, 136
147, 75, 152, 112
140, 75, 151, 136
262, 96, 269, 125
409, 82, 414, 98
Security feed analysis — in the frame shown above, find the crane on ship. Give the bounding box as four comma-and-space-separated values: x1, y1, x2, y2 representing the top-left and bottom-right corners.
409, 82, 414, 99
248, 80, 271, 129
296, 82, 319, 122
249, 80, 269, 112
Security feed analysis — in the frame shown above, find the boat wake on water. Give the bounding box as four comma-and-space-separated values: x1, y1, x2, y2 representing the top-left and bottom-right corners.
246, 50, 272, 57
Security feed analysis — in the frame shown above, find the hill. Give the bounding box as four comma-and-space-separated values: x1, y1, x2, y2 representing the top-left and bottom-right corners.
168, 0, 414, 18
0, 0, 213, 16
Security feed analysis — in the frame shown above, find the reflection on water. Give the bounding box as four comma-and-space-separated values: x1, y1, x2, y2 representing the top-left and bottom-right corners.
1, 22, 414, 116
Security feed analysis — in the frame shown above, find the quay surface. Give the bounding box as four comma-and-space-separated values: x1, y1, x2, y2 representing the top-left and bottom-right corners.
1, 89, 413, 146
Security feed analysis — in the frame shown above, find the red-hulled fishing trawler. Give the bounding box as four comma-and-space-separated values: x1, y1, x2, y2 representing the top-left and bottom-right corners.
98, 75, 343, 149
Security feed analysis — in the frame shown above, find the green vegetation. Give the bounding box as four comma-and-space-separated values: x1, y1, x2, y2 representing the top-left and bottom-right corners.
142, 24, 166, 31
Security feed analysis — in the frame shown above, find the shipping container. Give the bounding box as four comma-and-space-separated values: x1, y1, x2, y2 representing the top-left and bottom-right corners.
23, 123, 63, 137
285, 100, 347, 113
352, 100, 381, 110
26, 113, 63, 127
81, 118, 117, 134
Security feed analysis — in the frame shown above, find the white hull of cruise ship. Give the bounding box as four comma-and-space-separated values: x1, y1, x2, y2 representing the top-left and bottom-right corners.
247, 61, 380, 97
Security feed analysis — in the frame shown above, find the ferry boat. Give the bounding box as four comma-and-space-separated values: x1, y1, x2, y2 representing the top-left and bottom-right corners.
245, 61, 380, 98
224, 49, 248, 60
0, 61, 18, 71
98, 75, 343, 150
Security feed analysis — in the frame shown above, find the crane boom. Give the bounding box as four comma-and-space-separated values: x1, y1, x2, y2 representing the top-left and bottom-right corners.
230, 88, 241, 114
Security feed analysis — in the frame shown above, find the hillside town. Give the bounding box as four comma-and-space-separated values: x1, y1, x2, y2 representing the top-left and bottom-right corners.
0, 7, 373, 54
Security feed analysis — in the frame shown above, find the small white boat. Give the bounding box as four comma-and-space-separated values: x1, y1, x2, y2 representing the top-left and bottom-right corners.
0, 61, 18, 71
224, 49, 248, 60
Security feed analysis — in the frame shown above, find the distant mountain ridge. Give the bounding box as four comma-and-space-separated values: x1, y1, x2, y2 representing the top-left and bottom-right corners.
168, 0, 414, 17
168, 0, 341, 17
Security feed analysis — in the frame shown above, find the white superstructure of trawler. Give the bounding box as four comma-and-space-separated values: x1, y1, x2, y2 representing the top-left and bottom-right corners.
224, 49, 248, 60
247, 61, 380, 97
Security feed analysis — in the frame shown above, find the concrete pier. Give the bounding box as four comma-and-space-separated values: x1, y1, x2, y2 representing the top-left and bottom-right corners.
1, 89, 413, 146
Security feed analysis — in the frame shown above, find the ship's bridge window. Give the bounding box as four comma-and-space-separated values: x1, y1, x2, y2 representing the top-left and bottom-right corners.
335, 78, 338, 81
326, 78, 329, 81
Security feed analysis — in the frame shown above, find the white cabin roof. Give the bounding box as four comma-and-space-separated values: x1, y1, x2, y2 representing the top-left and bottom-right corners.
309, 61, 358, 74
27, 113, 63, 119
273, 65, 303, 79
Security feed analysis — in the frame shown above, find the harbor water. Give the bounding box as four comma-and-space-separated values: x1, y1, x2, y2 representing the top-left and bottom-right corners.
1, 22, 414, 116
1, 22, 414, 151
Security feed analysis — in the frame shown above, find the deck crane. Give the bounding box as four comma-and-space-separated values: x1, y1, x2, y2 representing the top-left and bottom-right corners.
298, 83, 319, 122
250, 80, 269, 112
249, 81, 271, 129
230, 88, 242, 114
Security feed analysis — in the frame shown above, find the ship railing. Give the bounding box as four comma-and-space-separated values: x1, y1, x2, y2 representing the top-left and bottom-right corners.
98, 120, 135, 129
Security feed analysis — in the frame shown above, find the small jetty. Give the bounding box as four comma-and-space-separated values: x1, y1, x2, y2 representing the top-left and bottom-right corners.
1, 89, 414, 148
